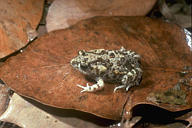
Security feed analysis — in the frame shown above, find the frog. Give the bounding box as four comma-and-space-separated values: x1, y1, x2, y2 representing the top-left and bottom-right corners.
70, 47, 142, 93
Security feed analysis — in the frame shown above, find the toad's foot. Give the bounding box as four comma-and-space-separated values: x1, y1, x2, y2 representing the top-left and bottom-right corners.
76, 78, 104, 93
113, 85, 126, 92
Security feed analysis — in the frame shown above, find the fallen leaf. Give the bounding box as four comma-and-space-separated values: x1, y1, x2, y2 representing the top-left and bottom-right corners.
0, 92, 113, 128
141, 122, 186, 128
0, 82, 10, 116
0, 93, 74, 128
186, 116, 192, 128
0, 0, 44, 59
46, 0, 157, 32
0, 17, 191, 120
176, 110, 192, 128
159, 0, 191, 28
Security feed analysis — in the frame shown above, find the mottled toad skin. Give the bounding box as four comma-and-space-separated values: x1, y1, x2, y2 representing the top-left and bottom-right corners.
70, 47, 142, 93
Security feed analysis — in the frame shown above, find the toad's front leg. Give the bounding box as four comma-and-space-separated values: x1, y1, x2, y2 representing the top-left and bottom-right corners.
76, 77, 104, 93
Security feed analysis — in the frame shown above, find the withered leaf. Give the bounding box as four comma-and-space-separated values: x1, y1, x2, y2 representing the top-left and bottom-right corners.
46, 0, 157, 32
0, 83, 10, 116
0, 93, 74, 128
0, 0, 44, 59
0, 17, 191, 120
159, 0, 192, 28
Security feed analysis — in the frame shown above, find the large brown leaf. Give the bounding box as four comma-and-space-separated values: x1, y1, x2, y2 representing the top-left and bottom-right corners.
0, 0, 44, 58
0, 17, 191, 120
46, 0, 157, 32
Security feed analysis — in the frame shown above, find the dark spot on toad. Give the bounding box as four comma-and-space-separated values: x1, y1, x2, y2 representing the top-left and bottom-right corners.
110, 53, 115, 58
100, 50, 107, 55
117, 61, 122, 66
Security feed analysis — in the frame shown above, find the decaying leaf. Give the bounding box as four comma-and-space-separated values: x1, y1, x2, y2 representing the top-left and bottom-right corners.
142, 122, 187, 128
0, 17, 191, 120
46, 0, 157, 32
0, 93, 74, 128
159, 0, 191, 28
176, 110, 192, 128
0, 92, 114, 128
186, 116, 192, 128
0, 82, 10, 116
0, 0, 44, 59
124, 70, 192, 120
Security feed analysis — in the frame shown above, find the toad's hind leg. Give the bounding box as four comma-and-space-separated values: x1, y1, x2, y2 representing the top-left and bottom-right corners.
76, 77, 104, 93
113, 74, 128, 92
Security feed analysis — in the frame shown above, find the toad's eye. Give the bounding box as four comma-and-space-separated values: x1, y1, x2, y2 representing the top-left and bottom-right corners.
71, 60, 78, 67
78, 50, 86, 56
80, 65, 88, 71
